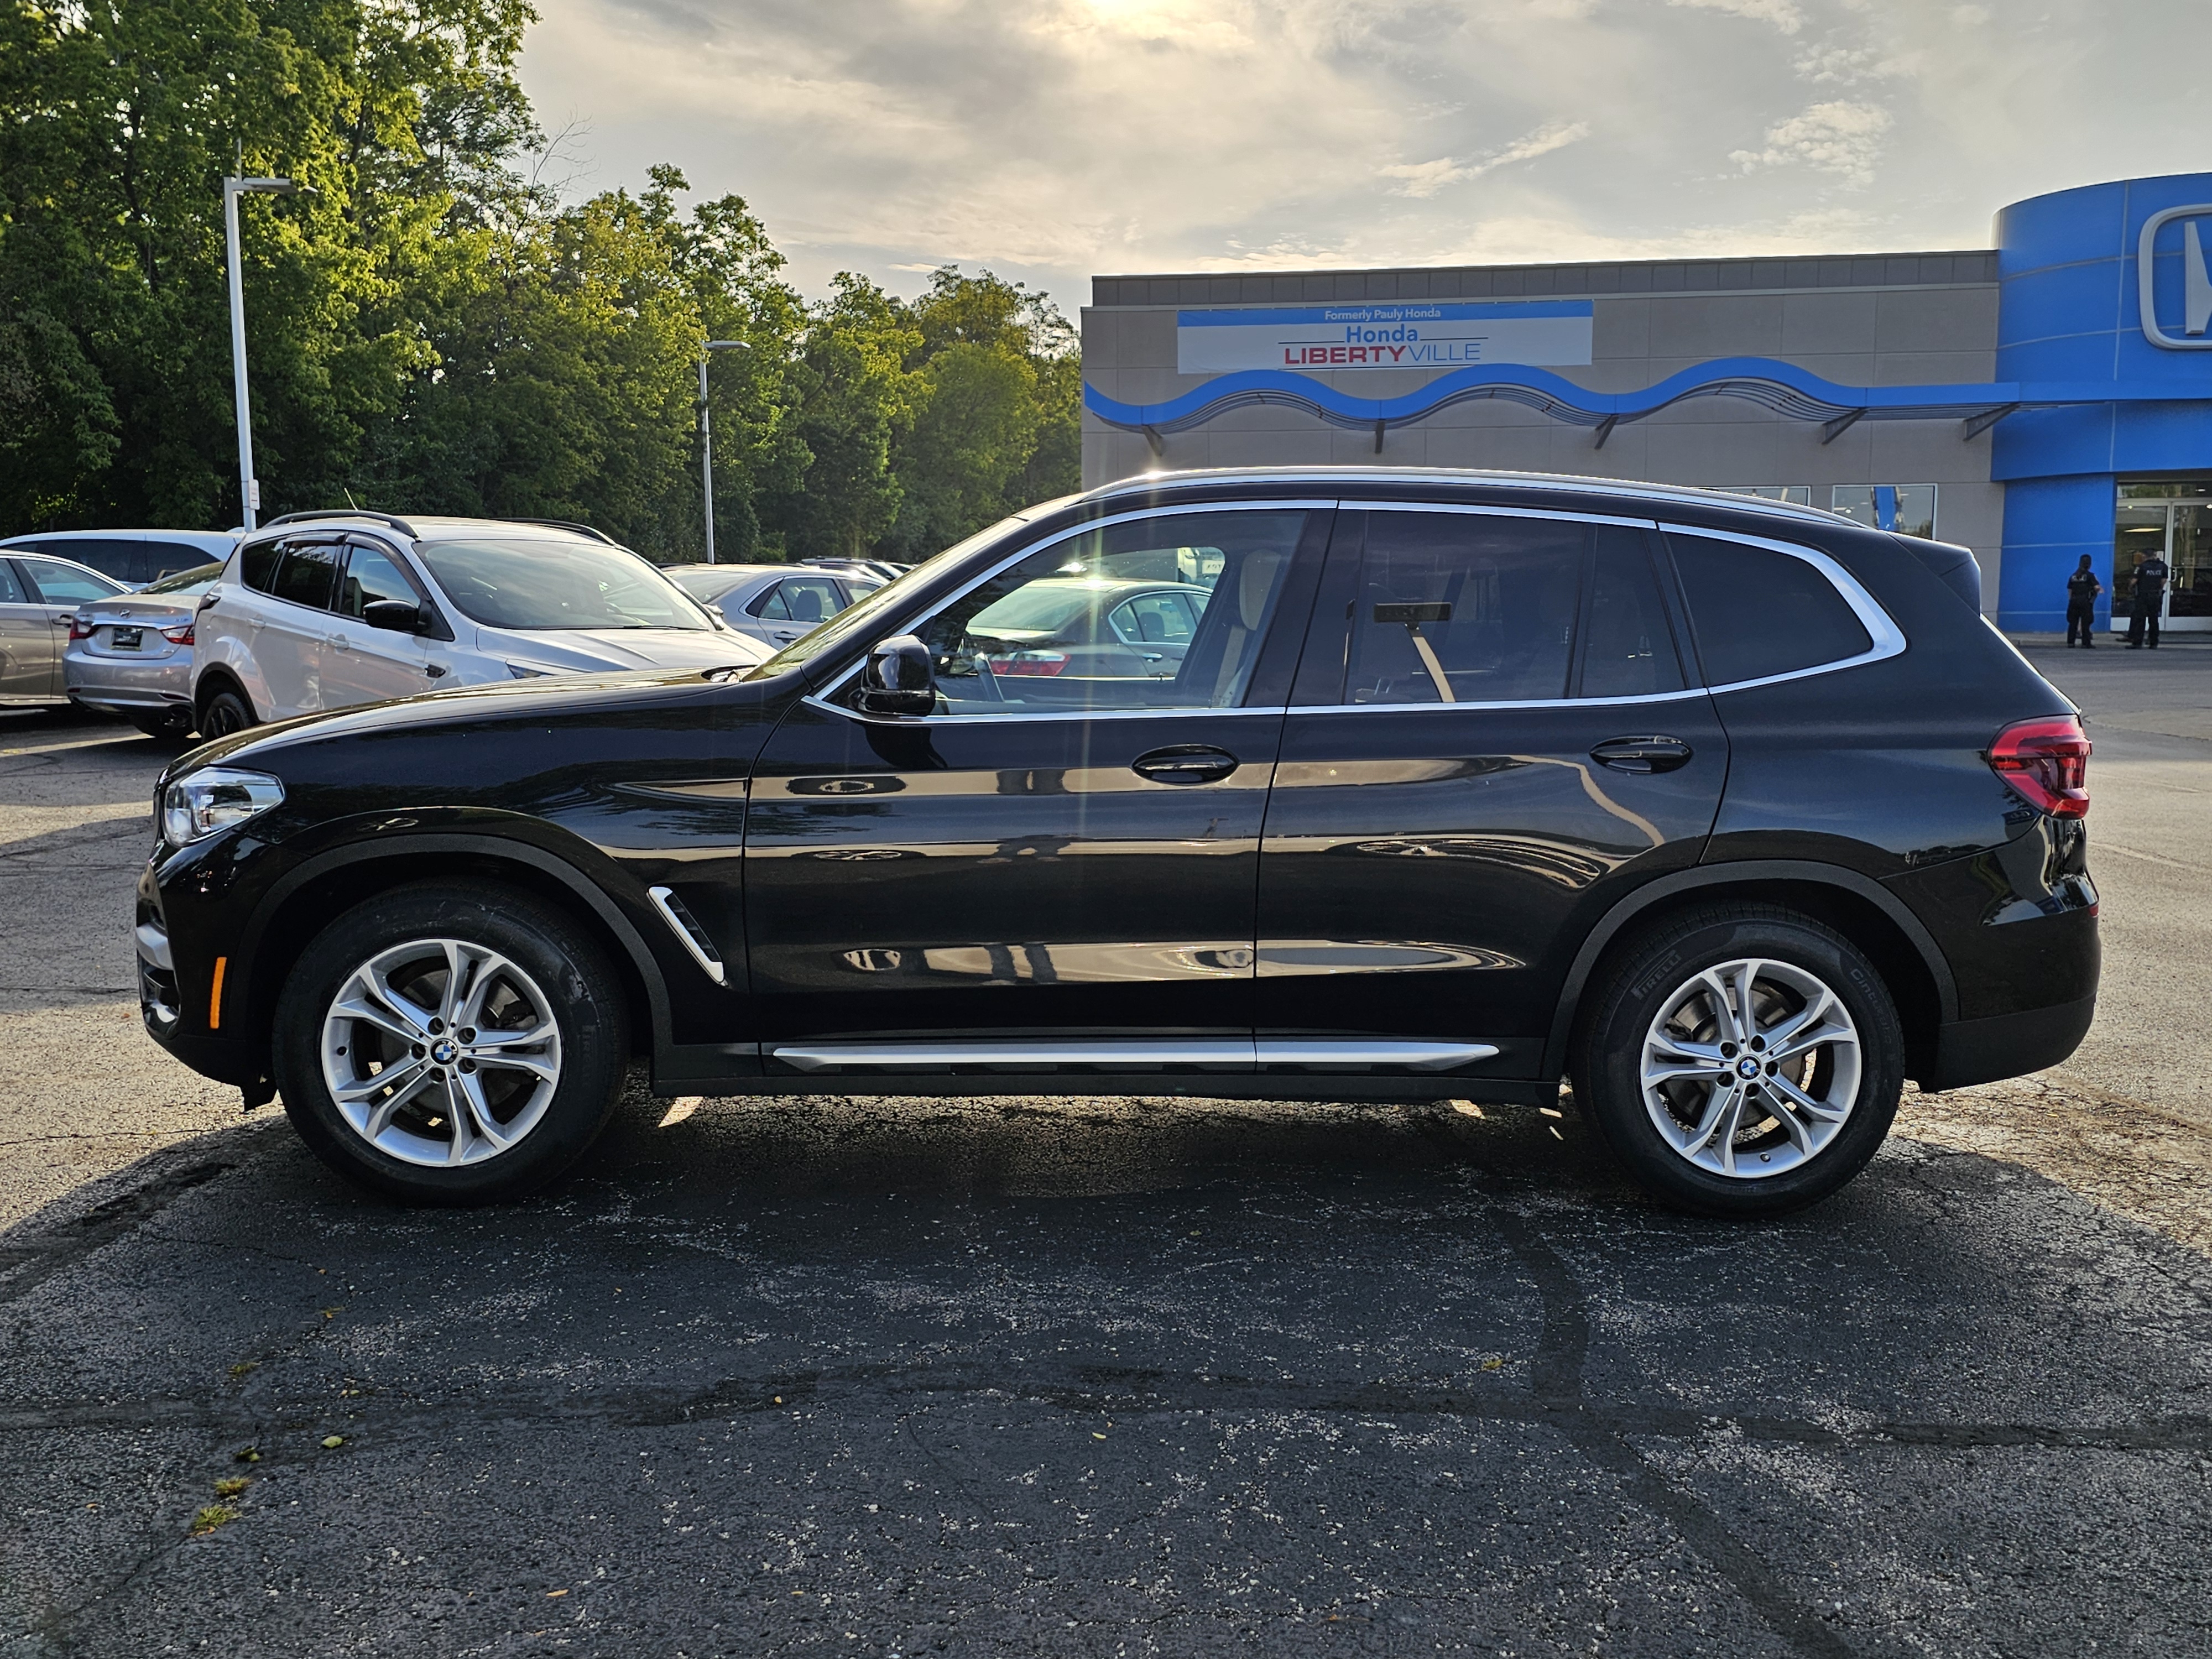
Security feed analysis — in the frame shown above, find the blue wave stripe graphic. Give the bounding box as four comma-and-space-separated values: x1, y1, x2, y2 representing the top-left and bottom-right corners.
1082, 357, 2189, 435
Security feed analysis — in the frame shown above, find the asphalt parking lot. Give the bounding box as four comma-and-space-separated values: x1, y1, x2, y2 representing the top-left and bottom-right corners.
3, 643, 2210, 1657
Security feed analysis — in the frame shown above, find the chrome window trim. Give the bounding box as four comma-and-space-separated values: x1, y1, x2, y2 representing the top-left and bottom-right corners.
812, 498, 1337, 726
1656, 521, 1908, 693
1287, 687, 1712, 716
1359, 500, 1660, 530
806, 695, 1293, 728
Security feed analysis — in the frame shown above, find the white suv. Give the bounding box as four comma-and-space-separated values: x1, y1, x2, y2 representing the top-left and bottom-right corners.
191, 513, 769, 736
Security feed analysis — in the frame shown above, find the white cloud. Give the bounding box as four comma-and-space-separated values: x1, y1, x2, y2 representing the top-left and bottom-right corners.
515, 0, 2212, 306
1729, 100, 1893, 185
1667, 0, 1806, 35
1379, 121, 1593, 198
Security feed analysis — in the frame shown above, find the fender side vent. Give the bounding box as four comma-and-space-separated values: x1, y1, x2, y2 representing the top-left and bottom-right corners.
648, 886, 727, 985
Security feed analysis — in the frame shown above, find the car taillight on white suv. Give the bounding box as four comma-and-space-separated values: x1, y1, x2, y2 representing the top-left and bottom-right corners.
1986, 714, 2090, 818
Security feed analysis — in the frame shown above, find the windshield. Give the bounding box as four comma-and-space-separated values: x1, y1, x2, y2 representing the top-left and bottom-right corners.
141, 562, 225, 597
742, 513, 1036, 679
414, 538, 715, 632
669, 569, 747, 601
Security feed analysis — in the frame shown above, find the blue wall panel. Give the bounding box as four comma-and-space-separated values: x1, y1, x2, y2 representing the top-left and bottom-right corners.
1999, 474, 2116, 632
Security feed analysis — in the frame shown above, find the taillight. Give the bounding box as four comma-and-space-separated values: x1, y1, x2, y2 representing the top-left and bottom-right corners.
985, 650, 1068, 677
1987, 714, 2090, 818
160, 622, 194, 646
69, 615, 95, 641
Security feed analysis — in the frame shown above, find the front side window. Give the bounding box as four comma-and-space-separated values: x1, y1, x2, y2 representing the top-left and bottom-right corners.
336, 544, 422, 617
270, 542, 342, 611
1667, 533, 1874, 686
0, 561, 25, 604
413, 537, 713, 632
18, 556, 127, 605
1345, 512, 1585, 705
863, 509, 1307, 717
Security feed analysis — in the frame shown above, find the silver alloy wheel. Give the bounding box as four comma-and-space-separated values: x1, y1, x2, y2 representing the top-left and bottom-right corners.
1639, 956, 1861, 1180
319, 937, 564, 1168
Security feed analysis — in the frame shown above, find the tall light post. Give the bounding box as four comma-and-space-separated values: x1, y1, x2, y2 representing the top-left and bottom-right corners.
223, 173, 304, 530
698, 339, 749, 563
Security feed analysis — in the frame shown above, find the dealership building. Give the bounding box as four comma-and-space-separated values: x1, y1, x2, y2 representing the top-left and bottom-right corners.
1079, 171, 2212, 635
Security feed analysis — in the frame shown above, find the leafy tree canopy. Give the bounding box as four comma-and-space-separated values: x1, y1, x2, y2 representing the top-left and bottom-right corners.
0, 1, 1082, 562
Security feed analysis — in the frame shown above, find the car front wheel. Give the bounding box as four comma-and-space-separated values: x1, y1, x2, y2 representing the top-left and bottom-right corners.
272, 884, 628, 1203
1571, 905, 1903, 1217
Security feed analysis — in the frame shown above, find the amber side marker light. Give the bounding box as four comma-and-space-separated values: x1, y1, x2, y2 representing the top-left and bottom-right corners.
209, 956, 228, 1029
1986, 715, 2091, 818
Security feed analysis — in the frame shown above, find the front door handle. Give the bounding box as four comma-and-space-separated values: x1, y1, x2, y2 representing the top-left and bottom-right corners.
1132, 744, 1239, 785
1590, 735, 1694, 774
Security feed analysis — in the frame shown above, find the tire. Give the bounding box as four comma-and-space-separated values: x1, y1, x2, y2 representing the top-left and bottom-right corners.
1569, 904, 1903, 1218
198, 685, 255, 739
272, 883, 628, 1204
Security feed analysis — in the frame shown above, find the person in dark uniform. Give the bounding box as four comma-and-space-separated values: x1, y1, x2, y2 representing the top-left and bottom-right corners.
2065, 555, 2102, 646
2127, 550, 2170, 648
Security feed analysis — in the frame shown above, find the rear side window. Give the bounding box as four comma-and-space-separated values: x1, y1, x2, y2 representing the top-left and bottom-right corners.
271, 541, 342, 611
1580, 527, 1686, 698
240, 539, 284, 592
1667, 533, 1874, 686
18, 557, 124, 604
1346, 511, 1587, 704
144, 540, 213, 581
37, 539, 141, 582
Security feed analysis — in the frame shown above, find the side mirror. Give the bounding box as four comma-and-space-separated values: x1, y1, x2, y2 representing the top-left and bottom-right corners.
362, 599, 426, 635
855, 634, 935, 716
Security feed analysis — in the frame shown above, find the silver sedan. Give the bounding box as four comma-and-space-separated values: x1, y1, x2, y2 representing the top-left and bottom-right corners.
64, 562, 225, 735
665, 564, 883, 653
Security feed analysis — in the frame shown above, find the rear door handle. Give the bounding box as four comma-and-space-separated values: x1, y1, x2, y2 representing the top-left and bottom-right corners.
1590, 735, 1694, 774
1132, 744, 1239, 785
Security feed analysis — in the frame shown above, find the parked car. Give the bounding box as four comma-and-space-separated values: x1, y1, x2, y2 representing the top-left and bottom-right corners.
664, 564, 883, 652
190, 512, 769, 737
798, 556, 909, 583
0, 529, 239, 589
138, 468, 2096, 1217
964, 576, 1213, 680
1, 549, 131, 708
66, 561, 226, 734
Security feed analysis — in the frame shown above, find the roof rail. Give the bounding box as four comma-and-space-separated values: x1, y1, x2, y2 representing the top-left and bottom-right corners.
508, 517, 618, 545
260, 508, 420, 538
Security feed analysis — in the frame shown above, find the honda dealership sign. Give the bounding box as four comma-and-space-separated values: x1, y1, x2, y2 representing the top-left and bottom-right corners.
2137, 204, 2212, 348
1176, 301, 1594, 374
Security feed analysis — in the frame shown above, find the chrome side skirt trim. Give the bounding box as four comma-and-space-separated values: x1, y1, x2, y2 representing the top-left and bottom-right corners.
648, 886, 727, 985
768, 1037, 1500, 1073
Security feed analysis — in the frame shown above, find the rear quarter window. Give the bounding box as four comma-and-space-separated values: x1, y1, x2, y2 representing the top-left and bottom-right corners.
239, 539, 284, 592
1667, 532, 1874, 686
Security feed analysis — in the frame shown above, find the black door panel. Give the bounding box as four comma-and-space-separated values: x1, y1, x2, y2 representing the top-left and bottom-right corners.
745, 700, 1282, 1045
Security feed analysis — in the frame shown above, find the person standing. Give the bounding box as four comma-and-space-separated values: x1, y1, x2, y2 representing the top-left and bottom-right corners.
2127, 549, 2171, 649
2065, 555, 2103, 647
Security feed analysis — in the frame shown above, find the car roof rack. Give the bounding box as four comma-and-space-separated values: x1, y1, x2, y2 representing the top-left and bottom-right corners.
507, 517, 619, 545
260, 508, 421, 538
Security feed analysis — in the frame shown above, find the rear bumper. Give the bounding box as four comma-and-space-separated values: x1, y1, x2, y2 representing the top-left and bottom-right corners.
65, 649, 192, 711
1923, 994, 2096, 1092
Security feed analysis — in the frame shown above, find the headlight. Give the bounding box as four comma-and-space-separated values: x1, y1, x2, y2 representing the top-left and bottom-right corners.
506, 662, 552, 679
160, 768, 284, 846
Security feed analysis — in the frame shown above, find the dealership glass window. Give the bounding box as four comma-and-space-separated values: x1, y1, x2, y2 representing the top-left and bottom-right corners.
1831, 485, 1936, 540
2114, 483, 2212, 620
1716, 486, 1811, 507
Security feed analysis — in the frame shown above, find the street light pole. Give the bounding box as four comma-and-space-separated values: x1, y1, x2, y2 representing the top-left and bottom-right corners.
698, 340, 749, 564
222, 173, 302, 531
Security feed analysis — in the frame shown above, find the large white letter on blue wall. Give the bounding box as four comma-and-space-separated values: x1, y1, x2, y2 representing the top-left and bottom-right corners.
1177, 301, 1594, 375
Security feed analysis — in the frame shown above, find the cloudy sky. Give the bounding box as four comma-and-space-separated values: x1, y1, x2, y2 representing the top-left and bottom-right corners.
519, 0, 2209, 314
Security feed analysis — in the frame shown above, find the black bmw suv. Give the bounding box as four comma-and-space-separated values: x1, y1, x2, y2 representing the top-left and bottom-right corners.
137, 470, 2097, 1216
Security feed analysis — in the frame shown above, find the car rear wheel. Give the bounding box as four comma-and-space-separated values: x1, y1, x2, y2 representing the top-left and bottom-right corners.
1570, 905, 1903, 1217
198, 686, 254, 739
272, 884, 627, 1204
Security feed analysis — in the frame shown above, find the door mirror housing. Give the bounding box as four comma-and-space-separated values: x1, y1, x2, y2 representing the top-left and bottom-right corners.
855, 634, 935, 716
362, 599, 426, 635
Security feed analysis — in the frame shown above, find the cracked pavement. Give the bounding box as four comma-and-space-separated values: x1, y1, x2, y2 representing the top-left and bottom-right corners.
2, 640, 2210, 1657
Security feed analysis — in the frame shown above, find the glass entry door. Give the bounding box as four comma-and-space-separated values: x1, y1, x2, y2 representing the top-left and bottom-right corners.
2112, 491, 2212, 632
